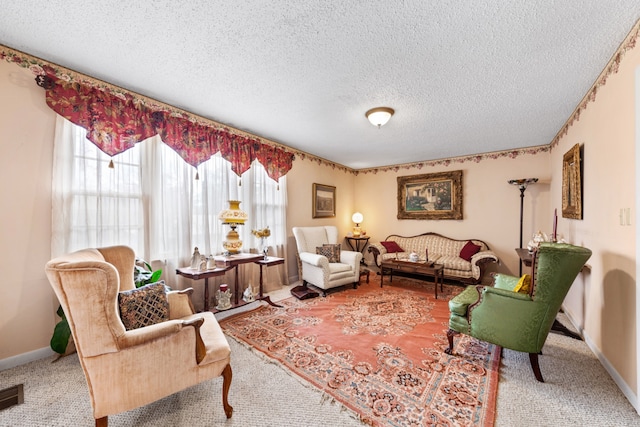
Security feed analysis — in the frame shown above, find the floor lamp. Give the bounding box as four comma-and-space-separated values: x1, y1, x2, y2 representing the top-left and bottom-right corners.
508, 178, 538, 276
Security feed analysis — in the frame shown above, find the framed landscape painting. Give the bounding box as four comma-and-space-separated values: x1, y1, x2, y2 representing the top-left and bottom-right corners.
313, 183, 336, 218
397, 170, 463, 220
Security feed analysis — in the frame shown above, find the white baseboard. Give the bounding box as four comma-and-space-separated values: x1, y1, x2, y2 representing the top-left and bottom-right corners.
583, 332, 639, 414
562, 308, 639, 414
0, 347, 55, 371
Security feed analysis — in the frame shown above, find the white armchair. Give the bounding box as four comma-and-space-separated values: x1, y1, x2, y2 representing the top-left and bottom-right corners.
292, 226, 362, 295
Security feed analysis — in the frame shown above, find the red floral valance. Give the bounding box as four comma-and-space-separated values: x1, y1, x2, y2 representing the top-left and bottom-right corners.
36, 73, 294, 181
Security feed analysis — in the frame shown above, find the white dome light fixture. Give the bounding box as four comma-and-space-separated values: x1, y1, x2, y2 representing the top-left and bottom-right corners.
365, 107, 394, 128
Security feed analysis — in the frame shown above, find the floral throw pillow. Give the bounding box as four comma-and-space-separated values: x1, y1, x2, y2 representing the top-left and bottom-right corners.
316, 244, 341, 263
118, 281, 169, 331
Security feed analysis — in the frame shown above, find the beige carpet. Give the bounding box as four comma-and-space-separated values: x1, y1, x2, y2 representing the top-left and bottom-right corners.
1, 283, 638, 426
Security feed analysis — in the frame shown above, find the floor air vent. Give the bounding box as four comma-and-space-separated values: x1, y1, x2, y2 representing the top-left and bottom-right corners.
0, 384, 24, 411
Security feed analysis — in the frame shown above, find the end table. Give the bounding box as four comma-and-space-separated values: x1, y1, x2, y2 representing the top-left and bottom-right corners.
345, 236, 370, 264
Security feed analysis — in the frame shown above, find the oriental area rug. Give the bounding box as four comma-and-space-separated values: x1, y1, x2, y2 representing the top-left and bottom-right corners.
219, 276, 500, 426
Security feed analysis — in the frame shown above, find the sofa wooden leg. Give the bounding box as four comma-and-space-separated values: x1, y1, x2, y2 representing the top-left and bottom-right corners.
222, 364, 233, 418
529, 353, 544, 382
95, 416, 107, 427
445, 329, 458, 354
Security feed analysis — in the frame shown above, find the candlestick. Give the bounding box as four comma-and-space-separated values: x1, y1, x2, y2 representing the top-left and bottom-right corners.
553, 209, 558, 242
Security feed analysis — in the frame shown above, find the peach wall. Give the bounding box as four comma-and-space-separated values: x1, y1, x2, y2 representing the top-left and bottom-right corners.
551, 35, 639, 395
0, 61, 57, 362
353, 152, 551, 277
285, 157, 356, 281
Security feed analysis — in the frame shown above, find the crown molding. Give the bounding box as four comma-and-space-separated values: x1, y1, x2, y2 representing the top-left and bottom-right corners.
549, 18, 640, 151
355, 145, 550, 175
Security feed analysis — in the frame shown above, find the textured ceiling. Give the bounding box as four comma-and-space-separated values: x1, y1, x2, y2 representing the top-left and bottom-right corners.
1, 1, 639, 169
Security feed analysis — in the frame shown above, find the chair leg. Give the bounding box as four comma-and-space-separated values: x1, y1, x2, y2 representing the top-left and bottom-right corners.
445, 329, 458, 354
95, 416, 107, 427
529, 353, 545, 382
222, 364, 233, 418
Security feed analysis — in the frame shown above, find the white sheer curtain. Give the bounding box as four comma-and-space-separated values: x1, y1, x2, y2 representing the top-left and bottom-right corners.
52, 116, 288, 302
51, 116, 145, 255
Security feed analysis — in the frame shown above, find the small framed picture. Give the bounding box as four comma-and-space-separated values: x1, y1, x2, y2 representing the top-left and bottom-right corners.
312, 183, 336, 218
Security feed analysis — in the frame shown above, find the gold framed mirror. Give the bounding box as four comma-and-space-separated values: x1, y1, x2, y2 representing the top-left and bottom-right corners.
562, 143, 582, 219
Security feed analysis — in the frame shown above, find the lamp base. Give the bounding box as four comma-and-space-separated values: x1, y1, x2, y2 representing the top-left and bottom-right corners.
222, 225, 243, 254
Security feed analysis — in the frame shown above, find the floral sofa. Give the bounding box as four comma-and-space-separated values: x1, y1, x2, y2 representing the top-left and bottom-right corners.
368, 232, 498, 284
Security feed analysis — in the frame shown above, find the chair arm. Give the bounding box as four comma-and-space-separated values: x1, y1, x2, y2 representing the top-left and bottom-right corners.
470, 250, 498, 264
367, 243, 386, 267
482, 286, 532, 301
468, 250, 499, 282
339, 250, 362, 266
167, 288, 196, 319
117, 319, 186, 349
183, 317, 206, 364
491, 274, 520, 291
299, 252, 330, 268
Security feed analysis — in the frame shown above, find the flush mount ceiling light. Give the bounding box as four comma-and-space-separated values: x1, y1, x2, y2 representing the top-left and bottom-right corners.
365, 107, 394, 128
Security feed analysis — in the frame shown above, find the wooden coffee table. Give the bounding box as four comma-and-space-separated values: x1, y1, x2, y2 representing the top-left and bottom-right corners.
380, 259, 445, 298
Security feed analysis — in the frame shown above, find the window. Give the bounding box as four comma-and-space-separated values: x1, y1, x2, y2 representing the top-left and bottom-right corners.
52, 116, 287, 277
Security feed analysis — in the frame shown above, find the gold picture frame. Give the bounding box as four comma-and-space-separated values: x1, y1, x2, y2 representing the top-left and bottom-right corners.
562, 143, 582, 219
312, 183, 336, 218
397, 170, 463, 220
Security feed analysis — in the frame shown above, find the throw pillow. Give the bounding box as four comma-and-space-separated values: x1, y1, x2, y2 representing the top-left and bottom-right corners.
513, 274, 532, 294
316, 244, 341, 263
118, 281, 169, 331
380, 240, 404, 253
459, 240, 481, 261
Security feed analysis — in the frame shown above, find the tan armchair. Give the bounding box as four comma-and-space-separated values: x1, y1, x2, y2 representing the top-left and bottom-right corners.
45, 246, 233, 427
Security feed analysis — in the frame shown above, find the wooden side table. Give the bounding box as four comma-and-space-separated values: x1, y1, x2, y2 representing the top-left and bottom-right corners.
176, 266, 231, 312
359, 267, 370, 284
345, 236, 370, 264
254, 256, 285, 307
213, 253, 264, 308
178, 253, 286, 312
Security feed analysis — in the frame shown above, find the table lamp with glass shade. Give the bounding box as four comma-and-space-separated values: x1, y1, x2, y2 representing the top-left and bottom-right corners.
218, 200, 248, 254
352, 212, 363, 237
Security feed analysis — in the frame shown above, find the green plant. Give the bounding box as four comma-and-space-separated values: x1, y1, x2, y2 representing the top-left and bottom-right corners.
134, 259, 163, 288
50, 258, 164, 355
50, 305, 71, 355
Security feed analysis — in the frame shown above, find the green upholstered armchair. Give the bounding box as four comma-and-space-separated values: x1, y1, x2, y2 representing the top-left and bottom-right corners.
445, 242, 592, 382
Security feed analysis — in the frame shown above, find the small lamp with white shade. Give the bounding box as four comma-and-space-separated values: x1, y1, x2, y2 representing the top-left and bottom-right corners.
352, 212, 363, 237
